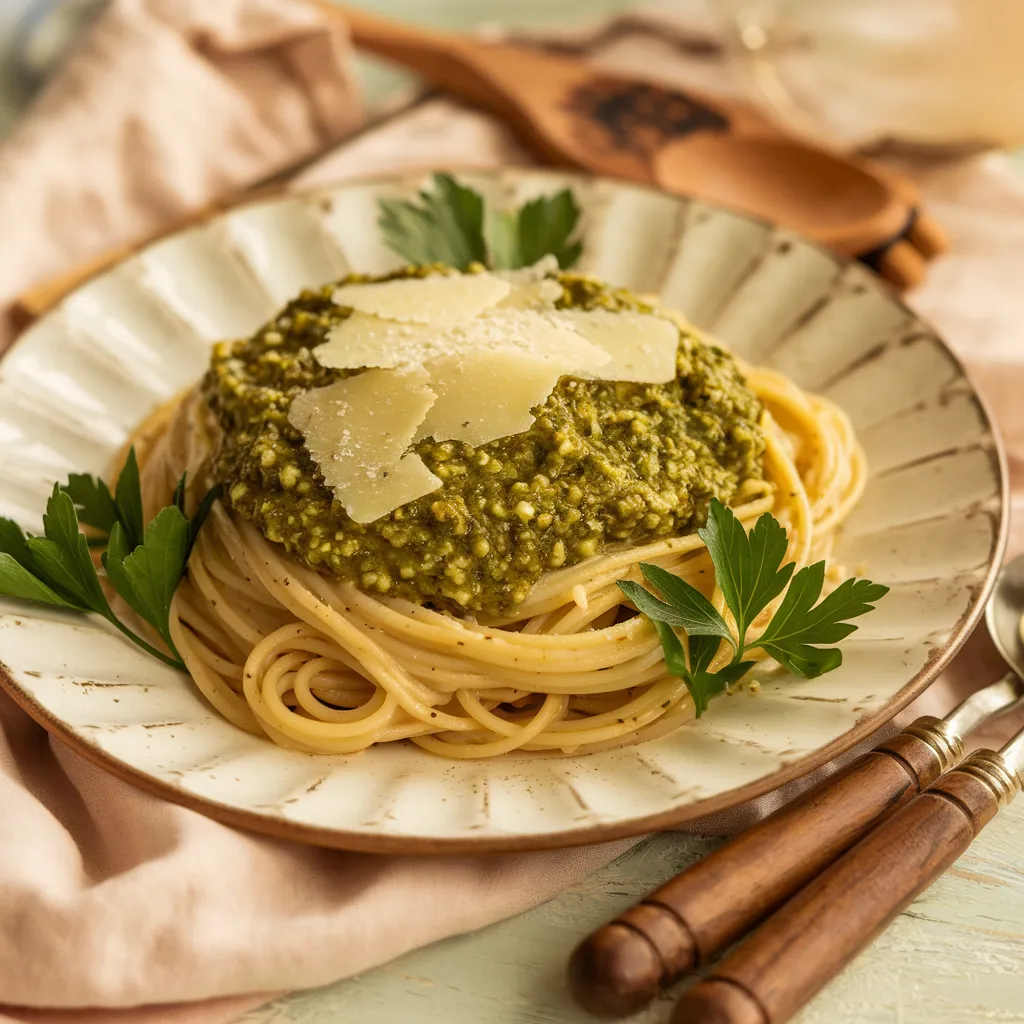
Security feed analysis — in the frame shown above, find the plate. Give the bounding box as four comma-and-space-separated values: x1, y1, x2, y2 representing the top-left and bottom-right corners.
0, 169, 1007, 853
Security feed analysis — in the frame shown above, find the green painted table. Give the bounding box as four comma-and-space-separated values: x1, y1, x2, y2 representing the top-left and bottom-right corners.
239, 804, 1024, 1024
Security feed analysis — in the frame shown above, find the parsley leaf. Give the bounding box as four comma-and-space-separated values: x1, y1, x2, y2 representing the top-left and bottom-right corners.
699, 498, 793, 645
653, 618, 692, 679
648, 622, 753, 717
0, 517, 31, 567
488, 190, 582, 270
619, 501, 888, 717
378, 173, 487, 270
103, 507, 189, 654
674, 630, 752, 716
31, 485, 108, 611
0, 450, 219, 672
652, 618, 718, 718
486, 211, 520, 272
0, 553, 73, 608
60, 473, 118, 536
102, 523, 143, 622
379, 173, 583, 272
621, 563, 734, 650
687, 659, 757, 718
114, 447, 145, 551
0, 513, 85, 610
755, 565, 890, 678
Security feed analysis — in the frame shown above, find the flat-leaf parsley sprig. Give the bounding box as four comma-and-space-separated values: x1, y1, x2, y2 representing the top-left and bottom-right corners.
378, 172, 582, 272
618, 498, 888, 717
0, 448, 219, 671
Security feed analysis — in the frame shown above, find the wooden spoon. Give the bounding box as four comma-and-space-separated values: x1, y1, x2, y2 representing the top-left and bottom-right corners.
315, 2, 946, 288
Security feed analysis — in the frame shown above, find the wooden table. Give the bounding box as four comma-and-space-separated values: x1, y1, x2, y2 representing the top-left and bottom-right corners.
238, 801, 1024, 1023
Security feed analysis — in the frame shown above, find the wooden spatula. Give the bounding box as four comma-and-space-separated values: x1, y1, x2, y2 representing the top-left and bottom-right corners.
316, 2, 946, 289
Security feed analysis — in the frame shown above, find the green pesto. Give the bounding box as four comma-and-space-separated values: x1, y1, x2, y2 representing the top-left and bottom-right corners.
202, 267, 766, 616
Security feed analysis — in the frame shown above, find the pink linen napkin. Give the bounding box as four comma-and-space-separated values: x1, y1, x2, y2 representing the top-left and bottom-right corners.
2, 2, 1024, 1021
0, 0, 362, 320
0, 690, 630, 1018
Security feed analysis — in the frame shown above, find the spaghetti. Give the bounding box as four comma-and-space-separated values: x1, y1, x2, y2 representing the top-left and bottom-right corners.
128, 345, 865, 759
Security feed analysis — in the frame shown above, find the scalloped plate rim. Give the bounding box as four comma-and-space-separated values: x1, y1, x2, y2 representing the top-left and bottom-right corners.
0, 167, 1010, 853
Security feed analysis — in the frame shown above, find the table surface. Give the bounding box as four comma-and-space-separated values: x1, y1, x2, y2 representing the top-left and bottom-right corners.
239, 1, 1024, 1022
240, 803, 1024, 1024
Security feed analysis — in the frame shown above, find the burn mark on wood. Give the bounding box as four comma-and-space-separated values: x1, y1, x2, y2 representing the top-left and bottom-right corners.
564, 78, 728, 164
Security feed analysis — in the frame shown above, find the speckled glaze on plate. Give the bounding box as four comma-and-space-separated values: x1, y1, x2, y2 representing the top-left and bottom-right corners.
0, 170, 1007, 853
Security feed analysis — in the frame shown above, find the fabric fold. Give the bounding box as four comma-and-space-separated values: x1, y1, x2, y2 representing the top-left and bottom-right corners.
0, 0, 362, 318
0, 691, 628, 1011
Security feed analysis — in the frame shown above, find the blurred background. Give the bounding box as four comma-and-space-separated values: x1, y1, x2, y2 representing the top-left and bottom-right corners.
3, 0, 1022, 156
0, 0, 639, 134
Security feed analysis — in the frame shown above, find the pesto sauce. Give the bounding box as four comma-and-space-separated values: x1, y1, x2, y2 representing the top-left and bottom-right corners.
203, 268, 765, 616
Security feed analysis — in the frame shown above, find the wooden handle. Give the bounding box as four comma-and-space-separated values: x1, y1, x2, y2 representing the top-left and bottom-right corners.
567, 717, 959, 1017
875, 239, 928, 291
906, 210, 949, 259
312, 2, 534, 142
671, 750, 1018, 1024
311, 1, 455, 51
311, 2, 481, 81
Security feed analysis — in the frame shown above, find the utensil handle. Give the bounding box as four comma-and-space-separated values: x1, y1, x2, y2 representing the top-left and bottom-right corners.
312, 1, 451, 48
312, 2, 478, 71
314, 2, 524, 126
567, 717, 961, 1018
670, 750, 1019, 1024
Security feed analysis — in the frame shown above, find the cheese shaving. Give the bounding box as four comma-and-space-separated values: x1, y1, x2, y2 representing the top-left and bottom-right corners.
416, 348, 575, 447
496, 278, 563, 310
293, 269, 682, 523
288, 366, 441, 523
314, 308, 609, 375
553, 309, 679, 383
493, 255, 560, 284
332, 273, 510, 324
314, 313, 441, 371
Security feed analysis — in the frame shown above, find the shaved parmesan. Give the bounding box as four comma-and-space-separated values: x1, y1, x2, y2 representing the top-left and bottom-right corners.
416, 348, 571, 447
493, 255, 559, 284
351, 454, 443, 525
474, 310, 610, 372
314, 308, 610, 376
554, 310, 679, 383
288, 366, 441, 523
314, 313, 440, 370
497, 278, 563, 310
292, 269, 679, 524
332, 273, 510, 324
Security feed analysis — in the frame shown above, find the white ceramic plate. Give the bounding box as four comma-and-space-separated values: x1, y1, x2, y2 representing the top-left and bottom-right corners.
0, 170, 1006, 853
